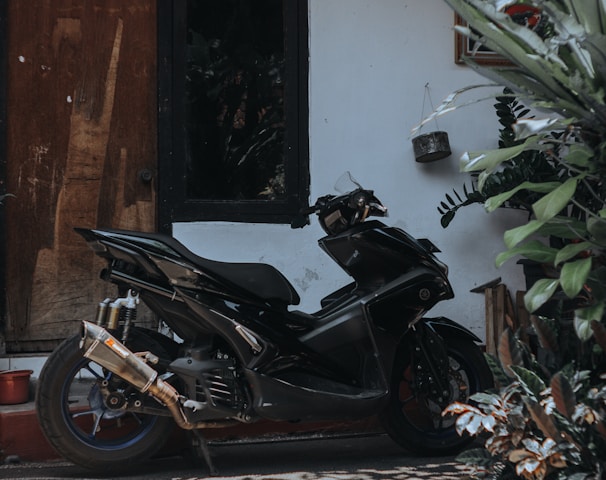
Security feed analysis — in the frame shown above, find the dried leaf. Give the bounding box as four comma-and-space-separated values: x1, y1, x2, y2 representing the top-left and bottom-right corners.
551, 373, 576, 420
525, 399, 560, 439
509, 448, 533, 463
548, 453, 567, 469
498, 328, 525, 377
516, 458, 545, 479
443, 401, 481, 416
590, 320, 606, 352
530, 315, 559, 352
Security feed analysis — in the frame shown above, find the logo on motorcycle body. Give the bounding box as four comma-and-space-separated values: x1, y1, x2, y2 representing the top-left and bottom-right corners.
419, 288, 431, 301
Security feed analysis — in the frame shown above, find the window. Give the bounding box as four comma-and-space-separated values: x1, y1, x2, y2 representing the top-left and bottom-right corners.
158, 0, 309, 231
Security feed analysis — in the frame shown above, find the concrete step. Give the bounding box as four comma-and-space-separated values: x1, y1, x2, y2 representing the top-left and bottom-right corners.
0, 399, 60, 462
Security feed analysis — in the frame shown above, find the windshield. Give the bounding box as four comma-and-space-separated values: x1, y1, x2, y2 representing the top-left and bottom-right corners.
334, 171, 363, 194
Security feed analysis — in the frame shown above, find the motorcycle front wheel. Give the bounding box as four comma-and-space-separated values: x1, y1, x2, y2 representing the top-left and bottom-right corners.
380, 336, 492, 455
36, 332, 175, 471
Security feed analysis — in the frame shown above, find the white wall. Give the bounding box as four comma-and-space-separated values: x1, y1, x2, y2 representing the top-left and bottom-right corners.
174, 0, 527, 341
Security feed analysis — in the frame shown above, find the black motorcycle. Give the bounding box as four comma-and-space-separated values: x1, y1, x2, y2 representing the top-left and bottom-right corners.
36, 174, 492, 472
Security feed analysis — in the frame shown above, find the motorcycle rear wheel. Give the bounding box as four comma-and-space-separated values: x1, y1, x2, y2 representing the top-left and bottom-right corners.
36, 332, 175, 471
380, 336, 492, 455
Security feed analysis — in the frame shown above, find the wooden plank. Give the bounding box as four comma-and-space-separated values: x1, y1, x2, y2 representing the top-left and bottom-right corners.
516, 290, 530, 345
494, 284, 506, 352
485, 287, 496, 356
484, 284, 509, 356
5, 0, 157, 352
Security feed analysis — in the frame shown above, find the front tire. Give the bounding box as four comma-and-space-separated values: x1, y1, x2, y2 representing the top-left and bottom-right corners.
380, 336, 492, 455
36, 333, 175, 471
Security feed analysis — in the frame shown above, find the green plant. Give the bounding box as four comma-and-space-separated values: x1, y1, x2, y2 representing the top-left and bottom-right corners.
434, 1, 606, 477
443, 326, 606, 479
438, 89, 561, 228
438, 0, 606, 351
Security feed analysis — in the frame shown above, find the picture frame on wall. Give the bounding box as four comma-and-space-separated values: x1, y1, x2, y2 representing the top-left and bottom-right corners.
454, 5, 543, 66
454, 14, 512, 66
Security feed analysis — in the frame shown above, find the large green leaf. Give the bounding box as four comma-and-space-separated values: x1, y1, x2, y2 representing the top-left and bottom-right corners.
555, 241, 593, 265
533, 217, 589, 239
532, 177, 579, 222
504, 220, 545, 248
574, 317, 595, 342
460, 136, 540, 173
524, 278, 560, 313
561, 0, 605, 35
574, 303, 604, 341
445, 0, 605, 123
560, 257, 592, 298
470, 63, 589, 119
505, 216, 589, 249
587, 214, 606, 244
485, 180, 561, 212
564, 144, 595, 168
541, 3, 599, 80
495, 240, 558, 268
512, 117, 568, 140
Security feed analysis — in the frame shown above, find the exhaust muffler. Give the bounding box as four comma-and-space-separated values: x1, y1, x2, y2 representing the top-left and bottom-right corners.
80, 321, 196, 429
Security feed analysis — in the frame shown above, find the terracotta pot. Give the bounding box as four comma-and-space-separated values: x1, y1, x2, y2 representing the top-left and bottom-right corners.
0, 369, 33, 405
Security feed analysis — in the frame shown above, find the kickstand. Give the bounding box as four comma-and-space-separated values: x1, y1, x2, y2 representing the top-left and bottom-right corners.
189, 429, 218, 476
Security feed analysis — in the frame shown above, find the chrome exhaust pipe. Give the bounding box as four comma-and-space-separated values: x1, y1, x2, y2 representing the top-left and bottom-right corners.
80, 321, 198, 430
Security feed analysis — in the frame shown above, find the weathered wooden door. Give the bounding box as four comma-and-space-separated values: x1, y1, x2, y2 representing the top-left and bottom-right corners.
4, 0, 158, 352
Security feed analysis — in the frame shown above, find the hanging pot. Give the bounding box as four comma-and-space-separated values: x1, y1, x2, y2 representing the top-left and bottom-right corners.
412, 131, 452, 163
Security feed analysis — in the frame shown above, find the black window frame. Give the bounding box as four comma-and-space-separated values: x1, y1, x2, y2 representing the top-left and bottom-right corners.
157, 0, 309, 233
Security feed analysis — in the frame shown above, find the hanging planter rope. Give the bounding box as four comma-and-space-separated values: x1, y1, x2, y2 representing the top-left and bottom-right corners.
412, 83, 452, 163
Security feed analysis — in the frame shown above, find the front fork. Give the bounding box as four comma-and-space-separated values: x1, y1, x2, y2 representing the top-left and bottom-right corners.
410, 324, 452, 409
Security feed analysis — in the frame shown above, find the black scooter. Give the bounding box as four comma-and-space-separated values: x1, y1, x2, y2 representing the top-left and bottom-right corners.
36, 174, 492, 473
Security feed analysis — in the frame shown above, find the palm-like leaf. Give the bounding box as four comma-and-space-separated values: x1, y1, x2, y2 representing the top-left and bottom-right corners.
440, 0, 606, 323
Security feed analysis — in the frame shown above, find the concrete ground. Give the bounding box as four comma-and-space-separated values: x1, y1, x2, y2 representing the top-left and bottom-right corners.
0, 433, 473, 480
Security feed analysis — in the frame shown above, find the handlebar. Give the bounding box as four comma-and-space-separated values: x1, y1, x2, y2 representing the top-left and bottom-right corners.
290, 188, 387, 232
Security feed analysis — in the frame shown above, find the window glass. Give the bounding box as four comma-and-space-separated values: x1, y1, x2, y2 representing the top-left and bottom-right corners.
185, 0, 286, 200
157, 0, 308, 228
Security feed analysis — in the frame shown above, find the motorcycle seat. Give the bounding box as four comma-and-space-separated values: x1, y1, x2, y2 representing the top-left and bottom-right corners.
195, 258, 301, 306
90, 228, 301, 307
167, 240, 300, 306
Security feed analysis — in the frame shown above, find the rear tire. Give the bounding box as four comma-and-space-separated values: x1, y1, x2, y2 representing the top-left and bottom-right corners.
36, 332, 175, 471
380, 336, 492, 455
